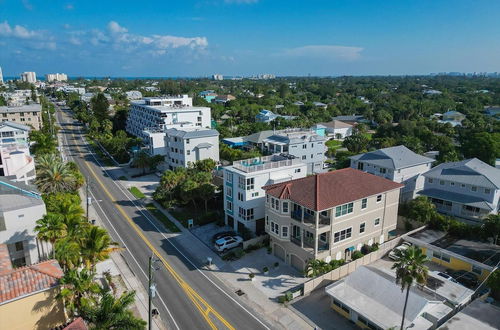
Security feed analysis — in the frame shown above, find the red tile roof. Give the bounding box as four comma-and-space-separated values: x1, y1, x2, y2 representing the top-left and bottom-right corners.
0, 259, 63, 304
263, 168, 403, 211
0, 244, 13, 275
58, 317, 88, 330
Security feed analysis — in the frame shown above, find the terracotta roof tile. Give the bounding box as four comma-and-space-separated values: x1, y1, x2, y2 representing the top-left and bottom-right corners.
0, 259, 63, 304
263, 168, 403, 211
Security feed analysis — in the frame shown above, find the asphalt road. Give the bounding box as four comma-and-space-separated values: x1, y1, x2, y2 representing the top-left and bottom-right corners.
55, 106, 272, 330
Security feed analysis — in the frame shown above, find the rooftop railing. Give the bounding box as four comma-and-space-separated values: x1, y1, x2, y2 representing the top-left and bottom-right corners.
232, 155, 301, 173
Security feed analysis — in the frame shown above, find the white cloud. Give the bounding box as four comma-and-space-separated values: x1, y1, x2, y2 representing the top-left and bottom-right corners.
224, 0, 259, 4
281, 45, 364, 61
0, 21, 40, 39
65, 4, 74, 10
108, 21, 128, 34
152, 35, 208, 49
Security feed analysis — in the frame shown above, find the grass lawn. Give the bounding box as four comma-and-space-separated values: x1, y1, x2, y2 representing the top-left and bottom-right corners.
145, 203, 180, 233
169, 207, 223, 228
325, 139, 342, 149
128, 186, 146, 199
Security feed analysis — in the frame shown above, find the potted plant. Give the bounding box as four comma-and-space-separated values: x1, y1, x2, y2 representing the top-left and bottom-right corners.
263, 266, 269, 275
249, 273, 255, 281
274, 262, 279, 269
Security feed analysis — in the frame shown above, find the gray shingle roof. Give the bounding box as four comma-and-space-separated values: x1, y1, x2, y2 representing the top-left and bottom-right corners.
423, 158, 500, 189
350, 145, 435, 170
0, 121, 31, 132
419, 188, 494, 210
165, 128, 219, 139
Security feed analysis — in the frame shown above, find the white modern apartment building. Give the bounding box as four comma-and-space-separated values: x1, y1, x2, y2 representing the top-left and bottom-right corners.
350, 145, 435, 201
212, 74, 224, 81
0, 179, 48, 267
162, 127, 219, 170
419, 158, 500, 222
126, 96, 211, 139
0, 103, 42, 130
0, 66, 3, 84
45, 73, 68, 82
263, 168, 403, 271
223, 155, 307, 235
56, 86, 85, 95
20, 72, 37, 83
0, 122, 36, 183
262, 129, 327, 174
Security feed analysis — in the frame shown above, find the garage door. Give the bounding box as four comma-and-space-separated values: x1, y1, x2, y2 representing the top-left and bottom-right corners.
290, 254, 304, 272
274, 244, 285, 261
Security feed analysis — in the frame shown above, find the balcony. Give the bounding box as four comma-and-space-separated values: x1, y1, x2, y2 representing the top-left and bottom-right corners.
303, 212, 315, 225
291, 236, 301, 246
318, 241, 330, 251
303, 237, 315, 249
319, 214, 331, 226
291, 210, 302, 222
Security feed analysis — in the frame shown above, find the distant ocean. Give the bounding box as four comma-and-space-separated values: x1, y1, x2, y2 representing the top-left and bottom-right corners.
3, 76, 211, 81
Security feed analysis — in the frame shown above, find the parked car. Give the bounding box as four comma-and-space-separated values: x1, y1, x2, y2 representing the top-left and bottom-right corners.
431, 271, 458, 284
449, 270, 479, 288
214, 236, 243, 252
212, 231, 237, 243
388, 242, 412, 260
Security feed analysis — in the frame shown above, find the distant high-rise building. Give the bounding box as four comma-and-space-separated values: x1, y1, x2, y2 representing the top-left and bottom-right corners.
0, 66, 3, 84
212, 74, 223, 81
20, 72, 36, 83
45, 73, 68, 82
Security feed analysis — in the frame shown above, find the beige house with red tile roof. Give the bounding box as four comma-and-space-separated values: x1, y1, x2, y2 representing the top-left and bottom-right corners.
263, 168, 403, 271
0, 244, 66, 329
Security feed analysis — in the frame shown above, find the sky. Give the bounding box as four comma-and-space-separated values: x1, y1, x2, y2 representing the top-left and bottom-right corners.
1, 0, 500, 77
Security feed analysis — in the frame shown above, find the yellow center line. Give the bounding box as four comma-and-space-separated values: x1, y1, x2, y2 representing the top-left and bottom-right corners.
67, 123, 234, 330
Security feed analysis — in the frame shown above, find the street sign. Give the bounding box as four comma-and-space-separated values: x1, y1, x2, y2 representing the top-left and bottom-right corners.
188, 219, 194, 228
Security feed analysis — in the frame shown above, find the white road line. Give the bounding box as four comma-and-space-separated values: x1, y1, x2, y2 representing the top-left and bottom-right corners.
75, 119, 271, 330
56, 109, 180, 330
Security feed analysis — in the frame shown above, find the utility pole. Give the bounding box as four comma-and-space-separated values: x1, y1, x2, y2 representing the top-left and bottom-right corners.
86, 177, 90, 222
148, 254, 156, 330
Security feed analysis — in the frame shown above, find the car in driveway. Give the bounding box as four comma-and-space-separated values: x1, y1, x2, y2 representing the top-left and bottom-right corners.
431, 271, 458, 283
388, 242, 412, 260
449, 270, 479, 288
212, 231, 237, 243
214, 235, 243, 252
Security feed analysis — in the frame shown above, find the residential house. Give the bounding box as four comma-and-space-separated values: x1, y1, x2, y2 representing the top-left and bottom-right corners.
0, 104, 42, 130
313, 120, 353, 138
0, 179, 48, 267
484, 106, 500, 120
222, 130, 275, 150
325, 265, 471, 330
199, 90, 217, 103
331, 115, 368, 125
293, 101, 304, 107
262, 128, 327, 174
255, 109, 297, 123
223, 155, 307, 235
125, 90, 143, 100
423, 89, 443, 95
419, 158, 500, 222
0, 245, 66, 330
312, 101, 327, 109
263, 168, 403, 271
126, 96, 211, 140
438, 110, 466, 127
0, 122, 36, 183
350, 145, 434, 202
439, 299, 500, 330
213, 94, 235, 104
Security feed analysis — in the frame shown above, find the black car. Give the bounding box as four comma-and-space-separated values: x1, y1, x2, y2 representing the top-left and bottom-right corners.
212, 231, 237, 243
449, 270, 479, 288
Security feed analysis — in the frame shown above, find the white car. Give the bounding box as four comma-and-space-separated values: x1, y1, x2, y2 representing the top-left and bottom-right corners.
431, 271, 458, 283
388, 242, 412, 260
214, 236, 243, 252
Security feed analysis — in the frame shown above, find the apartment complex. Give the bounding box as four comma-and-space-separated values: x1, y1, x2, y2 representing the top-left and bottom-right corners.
125, 95, 211, 139
0, 122, 36, 182
223, 155, 307, 235
20, 72, 36, 83
45, 73, 68, 82
419, 158, 500, 222
350, 145, 434, 201
262, 129, 327, 174
0, 179, 48, 267
0, 104, 42, 130
263, 168, 402, 271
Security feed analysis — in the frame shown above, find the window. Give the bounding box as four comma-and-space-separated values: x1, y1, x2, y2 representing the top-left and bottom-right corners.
461, 184, 465, 188
271, 222, 279, 235
186, 139, 190, 144
18, 214, 24, 218
471, 265, 482, 275
310, 154, 313, 159
450, 182, 455, 186
238, 176, 245, 189
301, 155, 306, 160
335, 202, 354, 217
282, 202, 289, 213
251, 192, 259, 197
246, 178, 255, 190
239, 207, 254, 221
379, 168, 386, 174
265, 216, 269, 225
226, 187, 232, 197
374, 218, 380, 226
295, 168, 301, 173
357, 162, 364, 170
361, 198, 367, 209
15, 241, 24, 251
359, 222, 365, 233
471, 186, 477, 192
431, 251, 450, 263
271, 198, 280, 211
187, 150, 191, 155
333, 228, 352, 243
237, 192, 243, 201
302, 144, 307, 149
376, 195, 382, 203
197, 116, 202, 122
226, 201, 232, 211
311, 143, 314, 148
485, 188, 491, 194
282, 226, 288, 238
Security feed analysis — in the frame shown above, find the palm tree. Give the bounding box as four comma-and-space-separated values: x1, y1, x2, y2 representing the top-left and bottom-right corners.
58, 268, 101, 316
55, 237, 82, 271
391, 246, 429, 330
80, 226, 120, 270
132, 151, 151, 175
80, 289, 146, 329
35, 213, 66, 258
483, 214, 500, 245
35, 153, 77, 194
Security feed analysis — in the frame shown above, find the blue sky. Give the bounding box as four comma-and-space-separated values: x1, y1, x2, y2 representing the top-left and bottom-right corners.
1, 0, 499, 77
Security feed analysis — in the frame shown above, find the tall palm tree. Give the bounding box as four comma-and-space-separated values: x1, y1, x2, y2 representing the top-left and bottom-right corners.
35, 153, 77, 194
391, 246, 429, 330
35, 213, 66, 258
58, 268, 101, 316
80, 226, 120, 270
55, 237, 82, 271
80, 289, 146, 329
132, 151, 151, 175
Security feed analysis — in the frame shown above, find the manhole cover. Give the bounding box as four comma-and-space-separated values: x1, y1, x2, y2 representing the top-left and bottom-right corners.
235, 289, 245, 296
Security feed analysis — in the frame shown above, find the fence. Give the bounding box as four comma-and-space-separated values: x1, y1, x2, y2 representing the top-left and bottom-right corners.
243, 234, 268, 250
302, 226, 426, 295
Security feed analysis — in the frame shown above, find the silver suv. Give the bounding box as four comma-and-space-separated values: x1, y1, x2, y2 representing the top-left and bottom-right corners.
214, 236, 243, 252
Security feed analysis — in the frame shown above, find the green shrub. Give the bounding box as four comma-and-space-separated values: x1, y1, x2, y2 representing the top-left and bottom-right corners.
351, 250, 364, 260
274, 262, 279, 268
277, 295, 287, 304
263, 267, 269, 273
285, 291, 293, 301
370, 243, 380, 252
360, 244, 371, 255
